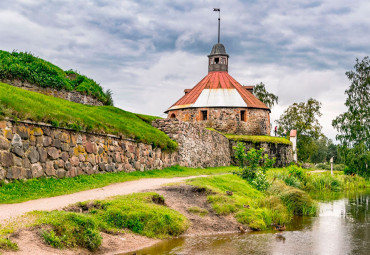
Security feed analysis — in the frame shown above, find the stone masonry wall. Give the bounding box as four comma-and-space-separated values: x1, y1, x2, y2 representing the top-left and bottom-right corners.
152, 119, 231, 168
1, 79, 103, 106
167, 107, 270, 135
229, 140, 293, 167
0, 120, 177, 180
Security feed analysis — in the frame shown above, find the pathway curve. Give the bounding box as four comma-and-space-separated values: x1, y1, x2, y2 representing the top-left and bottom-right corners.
0, 175, 208, 224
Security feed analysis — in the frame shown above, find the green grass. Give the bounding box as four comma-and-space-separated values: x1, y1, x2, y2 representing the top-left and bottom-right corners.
187, 206, 208, 216
0, 82, 175, 150
225, 134, 292, 145
0, 165, 237, 204
268, 166, 367, 192
0, 238, 18, 251
0, 50, 112, 105
35, 192, 188, 251
186, 175, 295, 230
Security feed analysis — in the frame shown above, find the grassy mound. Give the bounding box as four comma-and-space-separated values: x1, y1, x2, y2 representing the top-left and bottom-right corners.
0, 82, 176, 150
0, 50, 112, 105
187, 175, 295, 230
36, 193, 188, 251
225, 134, 292, 145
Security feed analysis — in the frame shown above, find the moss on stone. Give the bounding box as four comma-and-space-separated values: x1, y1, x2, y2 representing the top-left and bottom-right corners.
225, 134, 292, 145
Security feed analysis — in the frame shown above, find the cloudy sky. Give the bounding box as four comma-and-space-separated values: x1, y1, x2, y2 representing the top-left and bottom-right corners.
1, 0, 369, 141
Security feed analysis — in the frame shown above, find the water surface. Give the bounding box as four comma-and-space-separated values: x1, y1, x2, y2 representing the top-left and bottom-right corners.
125, 190, 369, 255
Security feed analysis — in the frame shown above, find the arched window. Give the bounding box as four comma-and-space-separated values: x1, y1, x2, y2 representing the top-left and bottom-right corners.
170, 113, 176, 119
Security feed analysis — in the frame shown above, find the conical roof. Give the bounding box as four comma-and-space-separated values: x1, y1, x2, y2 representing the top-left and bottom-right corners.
209, 43, 228, 56
166, 71, 269, 112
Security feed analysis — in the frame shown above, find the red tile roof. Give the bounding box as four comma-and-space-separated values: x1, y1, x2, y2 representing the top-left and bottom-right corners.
166, 71, 269, 112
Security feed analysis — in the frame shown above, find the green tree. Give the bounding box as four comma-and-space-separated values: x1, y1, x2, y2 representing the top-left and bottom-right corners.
310, 136, 328, 163
332, 56, 370, 176
276, 98, 322, 162
253, 82, 279, 108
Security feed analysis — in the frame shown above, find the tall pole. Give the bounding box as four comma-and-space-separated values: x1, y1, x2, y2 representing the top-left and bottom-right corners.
218, 10, 220, 43
213, 8, 221, 43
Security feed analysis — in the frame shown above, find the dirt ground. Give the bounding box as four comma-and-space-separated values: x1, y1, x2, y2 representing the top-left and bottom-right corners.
1, 178, 242, 255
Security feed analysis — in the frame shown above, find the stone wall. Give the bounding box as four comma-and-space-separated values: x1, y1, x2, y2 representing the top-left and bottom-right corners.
0, 120, 177, 180
152, 119, 231, 168
1, 79, 103, 106
167, 107, 270, 135
229, 140, 293, 167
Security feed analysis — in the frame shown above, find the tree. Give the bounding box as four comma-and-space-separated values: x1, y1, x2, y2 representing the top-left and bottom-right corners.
332, 56, 370, 176
276, 98, 322, 162
332, 57, 369, 149
253, 82, 279, 108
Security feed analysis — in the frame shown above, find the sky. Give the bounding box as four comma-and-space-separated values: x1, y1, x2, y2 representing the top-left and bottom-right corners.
0, 0, 369, 141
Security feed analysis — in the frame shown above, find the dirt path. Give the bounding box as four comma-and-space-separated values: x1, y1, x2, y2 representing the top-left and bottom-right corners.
0, 175, 210, 224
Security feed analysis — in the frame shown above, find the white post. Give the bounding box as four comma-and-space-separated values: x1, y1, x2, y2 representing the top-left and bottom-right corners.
330, 157, 334, 175
289, 130, 297, 163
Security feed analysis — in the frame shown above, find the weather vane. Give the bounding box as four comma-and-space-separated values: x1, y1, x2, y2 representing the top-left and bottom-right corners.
213, 8, 220, 44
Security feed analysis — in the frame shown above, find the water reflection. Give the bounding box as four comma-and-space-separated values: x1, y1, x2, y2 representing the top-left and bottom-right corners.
123, 190, 369, 255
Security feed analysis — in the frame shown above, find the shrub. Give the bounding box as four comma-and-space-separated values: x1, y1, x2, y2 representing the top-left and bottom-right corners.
252, 171, 270, 191
233, 142, 275, 191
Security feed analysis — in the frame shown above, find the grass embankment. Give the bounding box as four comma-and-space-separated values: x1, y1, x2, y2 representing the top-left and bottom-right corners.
269, 166, 367, 192
225, 134, 292, 145
186, 174, 317, 231
0, 165, 237, 204
0, 50, 112, 105
0, 82, 175, 150
0, 193, 188, 252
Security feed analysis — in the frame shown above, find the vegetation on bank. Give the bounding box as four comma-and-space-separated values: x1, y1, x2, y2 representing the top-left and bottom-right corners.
1, 193, 188, 252
0, 50, 113, 105
0, 165, 237, 204
0, 82, 176, 150
225, 134, 292, 145
187, 174, 317, 231
269, 165, 366, 192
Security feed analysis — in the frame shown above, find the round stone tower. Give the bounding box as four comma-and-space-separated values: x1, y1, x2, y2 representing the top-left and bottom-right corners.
165, 43, 271, 136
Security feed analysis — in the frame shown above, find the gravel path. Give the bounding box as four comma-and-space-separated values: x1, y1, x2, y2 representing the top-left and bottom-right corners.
0, 175, 208, 224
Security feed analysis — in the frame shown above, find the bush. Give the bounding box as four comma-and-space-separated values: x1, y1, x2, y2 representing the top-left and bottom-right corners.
233, 142, 275, 190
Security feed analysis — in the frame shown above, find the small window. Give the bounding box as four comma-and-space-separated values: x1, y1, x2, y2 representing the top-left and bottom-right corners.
201, 110, 208, 120
214, 57, 219, 64
170, 113, 176, 119
240, 110, 246, 121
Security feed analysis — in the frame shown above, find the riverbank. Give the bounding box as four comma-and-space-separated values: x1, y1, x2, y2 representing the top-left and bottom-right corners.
0, 168, 367, 254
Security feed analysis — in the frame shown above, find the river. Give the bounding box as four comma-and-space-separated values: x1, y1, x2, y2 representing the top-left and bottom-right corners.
126, 190, 369, 255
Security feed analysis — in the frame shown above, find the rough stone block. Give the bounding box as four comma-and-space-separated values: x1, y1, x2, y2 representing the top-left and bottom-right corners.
47, 147, 59, 159
31, 163, 44, 178
0, 136, 10, 150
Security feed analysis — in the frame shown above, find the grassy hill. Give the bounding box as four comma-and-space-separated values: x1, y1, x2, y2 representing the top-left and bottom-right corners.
0, 50, 112, 105
0, 82, 177, 150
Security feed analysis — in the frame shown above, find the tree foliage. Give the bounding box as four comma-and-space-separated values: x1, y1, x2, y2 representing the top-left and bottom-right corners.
253, 82, 279, 108
276, 98, 322, 162
332, 56, 370, 177
332, 57, 370, 149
